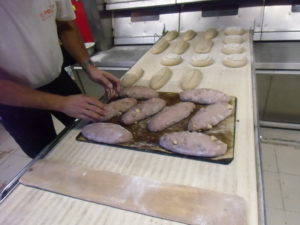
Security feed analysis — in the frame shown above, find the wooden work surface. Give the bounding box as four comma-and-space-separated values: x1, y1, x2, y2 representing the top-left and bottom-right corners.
0, 30, 261, 225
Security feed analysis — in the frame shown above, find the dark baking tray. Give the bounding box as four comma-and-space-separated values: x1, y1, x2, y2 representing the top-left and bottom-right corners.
76, 92, 237, 164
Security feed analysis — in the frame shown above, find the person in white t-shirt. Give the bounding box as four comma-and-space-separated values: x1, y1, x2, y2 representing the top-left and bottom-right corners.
0, 0, 121, 158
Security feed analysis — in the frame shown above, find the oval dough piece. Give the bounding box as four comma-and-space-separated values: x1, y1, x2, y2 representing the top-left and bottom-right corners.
151, 38, 169, 54
164, 30, 179, 41
222, 43, 245, 54
224, 26, 246, 35
172, 40, 189, 54
204, 28, 218, 40
181, 68, 203, 90
82, 123, 133, 144
190, 54, 214, 67
195, 38, 213, 53
150, 67, 173, 90
223, 35, 244, 44
120, 86, 159, 99
161, 53, 183, 66
121, 67, 144, 87
183, 30, 197, 41
223, 54, 248, 68
180, 88, 231, 104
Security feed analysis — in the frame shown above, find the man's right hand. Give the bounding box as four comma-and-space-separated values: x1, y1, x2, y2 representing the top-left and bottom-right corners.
59, 95, 107, 121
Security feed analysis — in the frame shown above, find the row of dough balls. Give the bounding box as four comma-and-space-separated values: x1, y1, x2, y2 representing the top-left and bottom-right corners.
222, 27, 248, 68
121, 67, 203, 91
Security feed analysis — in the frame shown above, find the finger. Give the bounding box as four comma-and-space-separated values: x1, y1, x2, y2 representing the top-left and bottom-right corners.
85, 97, 106, 109
103, 72, 121, 92
82, 109, 103, 121
85, 104, 106, 117
98, 74, 113, 89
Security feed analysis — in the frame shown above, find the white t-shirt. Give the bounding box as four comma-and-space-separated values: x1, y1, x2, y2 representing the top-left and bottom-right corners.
0, 0, 76, 88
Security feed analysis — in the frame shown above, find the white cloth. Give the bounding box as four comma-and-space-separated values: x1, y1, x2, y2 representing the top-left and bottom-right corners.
0, 0, 76, 88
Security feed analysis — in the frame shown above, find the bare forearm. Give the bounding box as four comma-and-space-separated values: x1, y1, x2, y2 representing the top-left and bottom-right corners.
56, 20, 90, 65
0, 79, 65, 111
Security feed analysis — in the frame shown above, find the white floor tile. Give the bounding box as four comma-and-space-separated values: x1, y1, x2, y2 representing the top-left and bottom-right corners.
266, 208, 286, 225
275, 145, 300, 175
280, 173, 300, 212
261, 143, 278, 172
285, 211, 300, 225
263, 171, 284, 209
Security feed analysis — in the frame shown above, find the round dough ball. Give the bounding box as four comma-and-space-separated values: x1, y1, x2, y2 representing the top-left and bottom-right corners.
223, 35, 244, 44
204, 28, 218, 39
222, 43, 245, 54
223, 54, 248, 68
224, 26, 246, 35
190, 54, 214, 67
164, 30, 179, 41
161, 53, 183, 66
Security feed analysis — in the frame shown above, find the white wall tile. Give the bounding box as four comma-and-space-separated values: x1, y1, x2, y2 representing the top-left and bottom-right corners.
266, 208, 286, 225
276, 146, 300, 176
286, 211, 300, 225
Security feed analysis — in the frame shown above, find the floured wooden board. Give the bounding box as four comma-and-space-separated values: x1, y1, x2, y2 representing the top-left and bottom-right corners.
77, 92, 237, 164
20, 160, 248, 225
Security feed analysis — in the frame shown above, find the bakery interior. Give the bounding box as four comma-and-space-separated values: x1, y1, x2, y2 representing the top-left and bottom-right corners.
1, 0, 300, 224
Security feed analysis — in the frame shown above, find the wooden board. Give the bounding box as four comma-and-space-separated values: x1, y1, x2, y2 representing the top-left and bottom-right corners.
20, 160, 247, 225
76, 92, 237, 164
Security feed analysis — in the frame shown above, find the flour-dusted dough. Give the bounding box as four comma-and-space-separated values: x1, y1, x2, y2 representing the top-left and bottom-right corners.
223, 54, 248, 68
161, 53, 182, 66
224, 26, 246, 35
182, 29, 197, 41
150, 67, 172, 90
164, 30, 179, 41
204, 28, 218, 39
181, 68, 203, 90
151, 38, 169, 54
224, 35, 244, 44
121, 67, 144, 87
222, 43, 245, 54
172, 39, 189, 54
195, 38, 213, 53
190, 54, 214, 67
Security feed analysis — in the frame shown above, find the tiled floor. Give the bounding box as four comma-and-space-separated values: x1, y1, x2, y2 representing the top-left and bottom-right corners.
261, 127, 300, 225
0, 124, 300, 224
0, 117, 65, 192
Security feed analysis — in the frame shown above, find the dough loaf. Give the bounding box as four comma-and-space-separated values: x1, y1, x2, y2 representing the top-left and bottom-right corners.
190, 54, 214, 67
204, 28, 218, 39
222, 43, 245, 54
150, 67, 172, 90
151, 38, 169, 54
164, 30, 179, 41
172, 39, 189, 54
224, 26, 246, 35
161, 53, 182, 66
223, 54, 248, 68
182, 29, 197, 41
121, 67, 144, 87
224, 35, 244, 44
181, 68, 203, 90
195, 38, 213, 53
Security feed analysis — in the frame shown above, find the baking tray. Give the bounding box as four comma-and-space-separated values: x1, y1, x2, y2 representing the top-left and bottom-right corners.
76, 92, 237, 164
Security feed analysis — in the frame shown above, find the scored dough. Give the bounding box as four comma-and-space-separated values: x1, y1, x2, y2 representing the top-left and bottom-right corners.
150, 67, 173, 90
224, 26, 246, 35
121, 67, 144, 87
182, 29, 197, 41
195, 38, 213, 53
190, 54, 214, 67
164, 30, 179, 41
161, 53, 183, 66
223, 54, 248, 68
181, 68, 203, 90
204, 28, 218, 39
151, 38, 169, 54
224, 35, 244, 44
172, 39, 189, 54
222, 43, 245, 54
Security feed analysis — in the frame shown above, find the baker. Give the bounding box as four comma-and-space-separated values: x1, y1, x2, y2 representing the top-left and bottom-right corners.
0, 0, 120, 158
